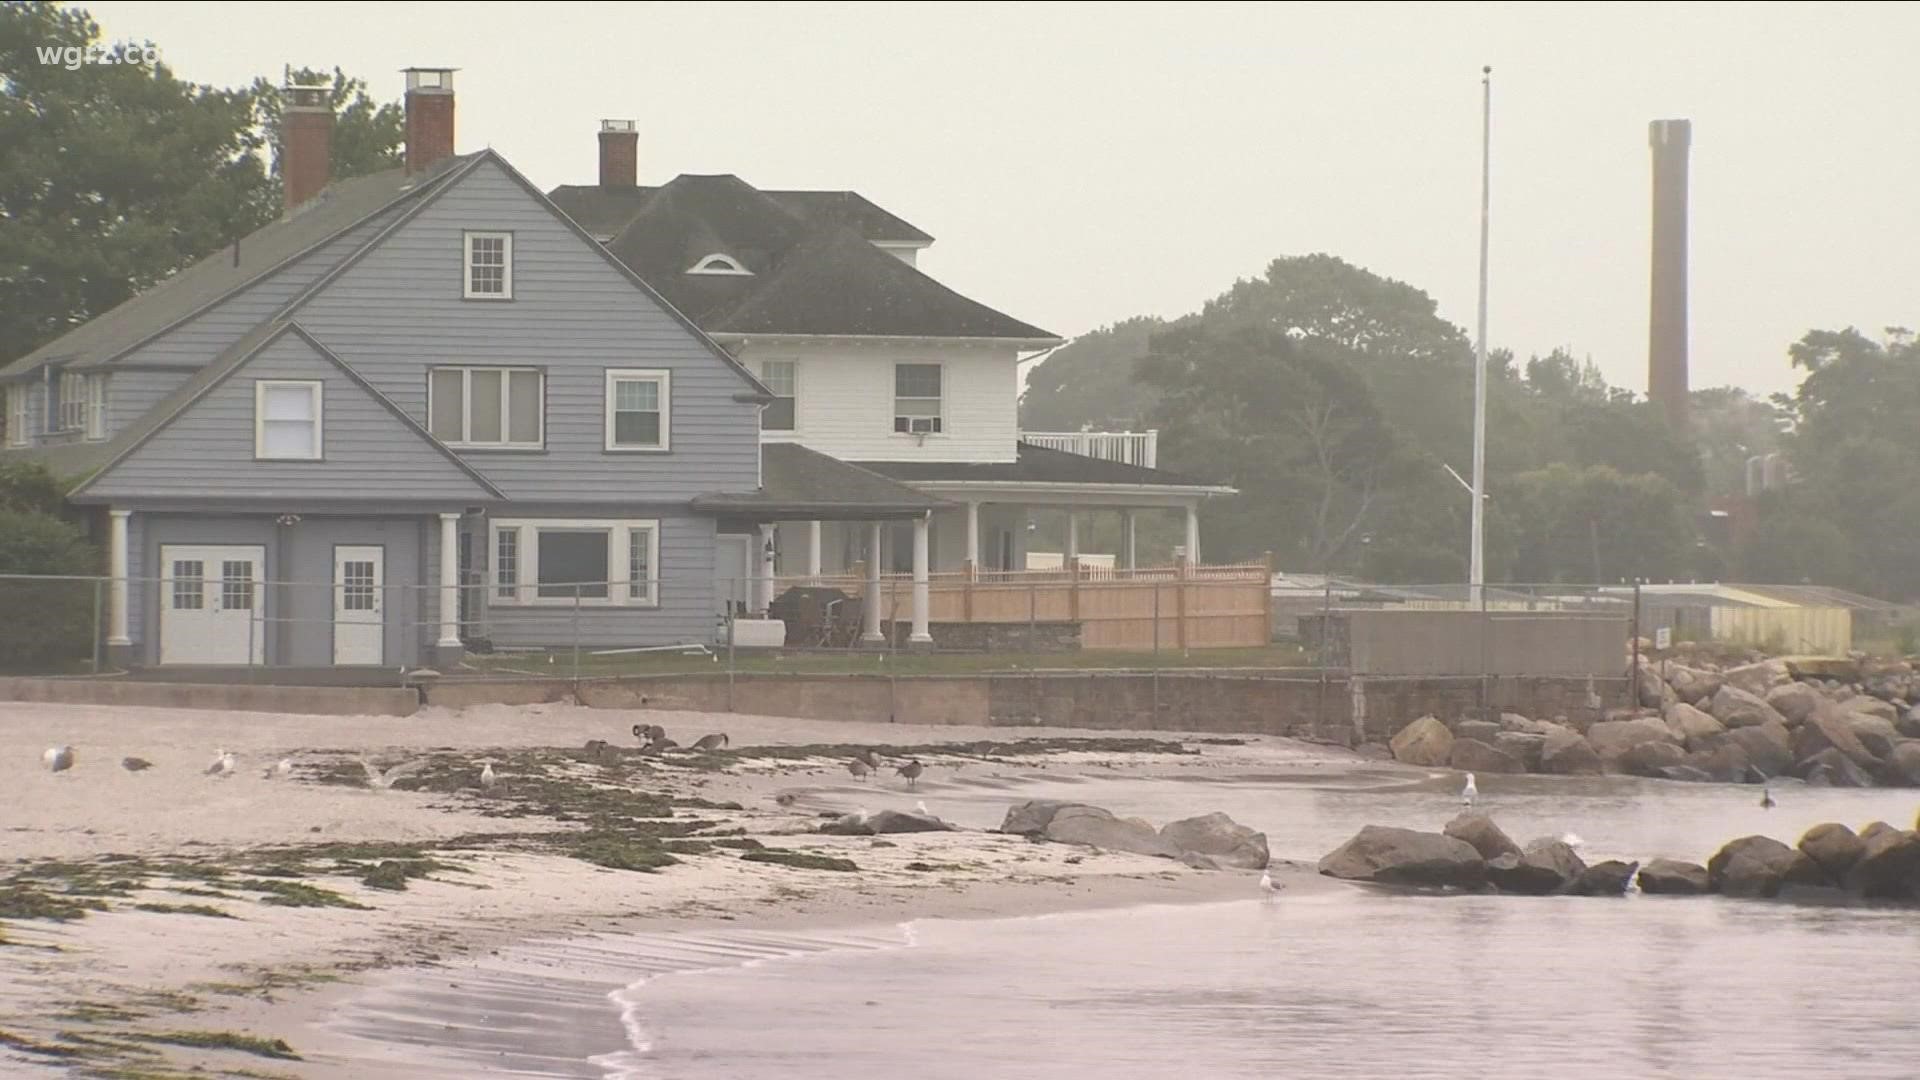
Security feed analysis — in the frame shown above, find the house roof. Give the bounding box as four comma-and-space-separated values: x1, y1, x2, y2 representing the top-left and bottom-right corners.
1, 156, 474, 382
853, 442, 1223, 490
549, 174, 1056, 343
691, 443, 948, 520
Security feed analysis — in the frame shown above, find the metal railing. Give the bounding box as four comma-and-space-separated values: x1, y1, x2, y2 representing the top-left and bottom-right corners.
1019, 428, 1159, 468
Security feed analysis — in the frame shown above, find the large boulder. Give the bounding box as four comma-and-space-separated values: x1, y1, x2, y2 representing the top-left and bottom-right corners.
1493, 732, 1546, 771
1614, 740, 1689, 778
1722, 660, 1789, 698
1453, 719, 1504, 744
1487, 840, 1586, 895
1159, 812, 1270, 870
1390, 717, 1455, 767
1566, 859, 1640, 896
1784, 656, 1862, 683
1682, 742, 1753, 784
1898, 705, 1920, 740
1664, 664, 1723, 704
865, 809, 956, 834
1637, 664, 1679, 710
1797, 823, 1866, 881
1044, 805, 1182, 859
1725, 722, 1795, 779
1450, 737, 1526, 775
1709, 685, 1789, 730
1540, 728, 1603, 776
1847, 715, 1901, 760
1586, 716, 1680, 759
1707, 835, 1802, 898
1001, 800, 1078, 835
1318, 826, 1486, 889
1798, 748, 1875, 788
1766, 682, 1825, 725
1636, 858, 1709, 895
1842, 695, 1899, 723
1444, 812, 1522, 862
1886, 743, 1920, 787
1499, 712, 1550, 735
1664, 702, 1727, 750
1793, 708, 1881, 769
1842, 827, 1920, 900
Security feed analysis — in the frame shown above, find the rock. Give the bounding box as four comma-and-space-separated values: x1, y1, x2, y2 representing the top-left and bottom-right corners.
1794, 748, 1875, 788
1707, 835, 1802, 898
1636, 858, 1709, 894
1317, 826, 1486, 889
1000, 800, 1078, 836
1783, 656, 1862, 682
1793, 708, 1881, 768
1766, 682, 1825, 725
1843, 695, 1899, 723
1709, 685, 1790, 730
1682, 742, 1753, 784
1159, 812, 1270, 870
1390, 716, 1454, 767
1859, 821, 1900, 845
1586, 716, 1681, 759
1722, 659, 1789, 698
1454, 719, 1504, 744
1566, 859, 1640, 896
1664, 702, 1727, 750
1449, 737, 1525, 775
1842, 828, 1920, 899
1492, 732, 1546, 771
1487, 840, 1586, 895
1899, 705, 1920, 740
1444, 812, 1522, 862
1848, 715, 1901, 760
1180, 852, 1221, 871
1666, 664, 1725, 704
1540, 728, 1603, 776
1614, 740, 1688, 778
1657, 765, 1716, 783
1724, 722, 1795, 779
1498, 712, 1545, 734
819, 813, 876, 836
1045, 805, 1182, 859
864, 809, 956, 834
1886, 743, 1920, 787
1797, 823, 1866, 881
1637, 664, 1679, 710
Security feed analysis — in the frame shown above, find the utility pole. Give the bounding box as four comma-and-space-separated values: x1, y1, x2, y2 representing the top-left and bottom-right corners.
1470, 65, 1492, 604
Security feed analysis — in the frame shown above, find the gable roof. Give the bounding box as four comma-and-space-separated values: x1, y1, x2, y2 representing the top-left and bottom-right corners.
548, 182, 932, 246
66, 320, 504, 501
691, 443, 948, 519
854, 442, 1228, 491
1, 156, 474, 382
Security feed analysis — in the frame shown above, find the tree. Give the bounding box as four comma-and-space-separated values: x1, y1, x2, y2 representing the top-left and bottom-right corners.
1690, 386, 1783, 500
0, 460, 67, 515
1017, 316, 1163, 431
1501, 464, 1693, 584
250, 65, 403, 199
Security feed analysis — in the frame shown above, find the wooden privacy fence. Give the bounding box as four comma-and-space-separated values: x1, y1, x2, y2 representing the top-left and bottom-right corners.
784, 558, 1274, 650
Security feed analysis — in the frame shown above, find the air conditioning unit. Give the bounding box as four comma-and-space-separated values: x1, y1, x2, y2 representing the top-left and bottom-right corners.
908, 417, 938, 435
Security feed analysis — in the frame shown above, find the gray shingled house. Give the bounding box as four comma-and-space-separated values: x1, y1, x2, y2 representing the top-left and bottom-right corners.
0, 72, 938, 670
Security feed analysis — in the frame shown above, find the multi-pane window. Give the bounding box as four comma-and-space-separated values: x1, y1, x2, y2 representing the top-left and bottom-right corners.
893, 363, 942, 434
759, 360, 796, 431
255, 380, 322, 460
604, 369, 669, 450
429, 367, 543, 447
85, 374, 106, 440
464, 231, 513, 299
221, 561, 255, 611
341, 560, 376, 611
57, 371, 86, 432
3, 384, 26, 446
491, 520, 659, 607
171, 561, 204, 610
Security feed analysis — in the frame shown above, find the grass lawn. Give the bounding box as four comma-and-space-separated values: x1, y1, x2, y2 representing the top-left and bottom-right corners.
460, 642, 1313, 679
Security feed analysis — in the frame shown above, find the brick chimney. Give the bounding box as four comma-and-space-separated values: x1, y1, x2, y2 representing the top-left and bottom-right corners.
404, 67, 457, 174
599, 119, 638, 188
282, 81, 333, 211
1648, 118, 1691, 433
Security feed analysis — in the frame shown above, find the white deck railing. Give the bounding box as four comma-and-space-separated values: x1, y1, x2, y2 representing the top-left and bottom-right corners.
1020, 429, 1158, 469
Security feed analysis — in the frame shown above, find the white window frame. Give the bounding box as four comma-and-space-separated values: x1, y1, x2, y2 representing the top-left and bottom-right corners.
604, 368, 671, 452
428, 366, 545, 449
57, 371, 86, 432
489, 518, 660, 608
84, 374, 107, 441
253, 379, 324, 461
758, 359, 797, 433
893, 361, 944, 435
4, 384, 26, 446
687, 253, 751, 276
463, 231, 514, 300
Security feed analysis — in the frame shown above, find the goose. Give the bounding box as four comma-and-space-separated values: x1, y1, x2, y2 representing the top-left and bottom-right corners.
43, 746, 75, 773
896, 759, 925, 790
360, 757, 427, 790
847, 757, 871, 782
205, 749, 237, 777
630, 723, 649, 744
690, 733, 729, 752
121, 756, 152, 772
1460, 772, 1478, 809
1760, 785, 1775, 810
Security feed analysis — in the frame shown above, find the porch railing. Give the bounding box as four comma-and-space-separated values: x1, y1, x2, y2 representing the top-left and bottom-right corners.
1019, 429, 1158, 469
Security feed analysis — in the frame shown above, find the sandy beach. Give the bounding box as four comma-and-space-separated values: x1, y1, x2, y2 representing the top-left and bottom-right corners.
0, 699, 1353, 1077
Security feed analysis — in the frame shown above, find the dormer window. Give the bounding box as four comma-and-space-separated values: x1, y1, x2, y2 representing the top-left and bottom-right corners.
464, 231, 513, 299
687, 253, 751, 276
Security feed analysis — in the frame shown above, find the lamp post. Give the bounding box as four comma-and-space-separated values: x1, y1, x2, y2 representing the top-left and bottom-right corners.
1470, 65, 1492, 604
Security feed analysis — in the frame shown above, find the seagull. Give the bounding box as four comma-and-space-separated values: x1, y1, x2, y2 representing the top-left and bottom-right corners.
896, 759, 925, 790
1260, 869, 1282, 897
1560, 832, 1586, 849
360, 757, 428, 791
847, 757, 871, 782
854, 748, 883, 770
479, 761, 498, 790
691, 733, 729, 752
1460, 772, 1478, 809
121, 756, 152, 772
263, 758, 293, 779
1760, 786, 1775, 810
915, 799, 931, 816
205, 749, 236, 777
43, 746, 74, 773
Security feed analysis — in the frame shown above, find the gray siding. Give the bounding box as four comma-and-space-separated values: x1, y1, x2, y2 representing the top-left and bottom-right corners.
294, 159, 762, 504
105, 370, 189, 432
86, 331, 494, 502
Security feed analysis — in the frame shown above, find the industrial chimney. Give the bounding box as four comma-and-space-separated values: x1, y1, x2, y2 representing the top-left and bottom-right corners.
281, 80, 333, 212
1648, 119, 1691, 433
404, 67, 457, 174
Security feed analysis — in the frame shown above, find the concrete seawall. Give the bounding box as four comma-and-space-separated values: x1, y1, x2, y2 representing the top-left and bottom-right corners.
0, 677, 419, 717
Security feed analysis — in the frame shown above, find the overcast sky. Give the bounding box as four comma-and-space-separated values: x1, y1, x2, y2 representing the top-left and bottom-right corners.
88, 1, 1919, 399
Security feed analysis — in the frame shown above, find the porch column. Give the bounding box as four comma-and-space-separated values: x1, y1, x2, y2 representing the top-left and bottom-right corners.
756, 523, 776, 613
1184, 502, 1201, 566
806, 520, 822, 581
862, 521, 885, 644
436, 512, 462, 651
1121, 509, 1138, 571
1065, 511, 1079, 570
964, 501, 980, 578
910, 512, 932, 645
107, 509, 131, 648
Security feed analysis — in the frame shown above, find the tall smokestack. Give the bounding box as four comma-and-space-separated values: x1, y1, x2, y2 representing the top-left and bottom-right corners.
1648, 118, 1691, 433
404, 67, 457, 174
599, 119, 638, 188
281, 81, 333, 212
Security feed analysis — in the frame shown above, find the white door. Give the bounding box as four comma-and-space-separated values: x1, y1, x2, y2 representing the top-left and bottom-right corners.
333, 546, 384, 665
158, 545, 266, 665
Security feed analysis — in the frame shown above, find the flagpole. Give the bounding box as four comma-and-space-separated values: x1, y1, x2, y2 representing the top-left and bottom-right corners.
1470, 65, 1491, 604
